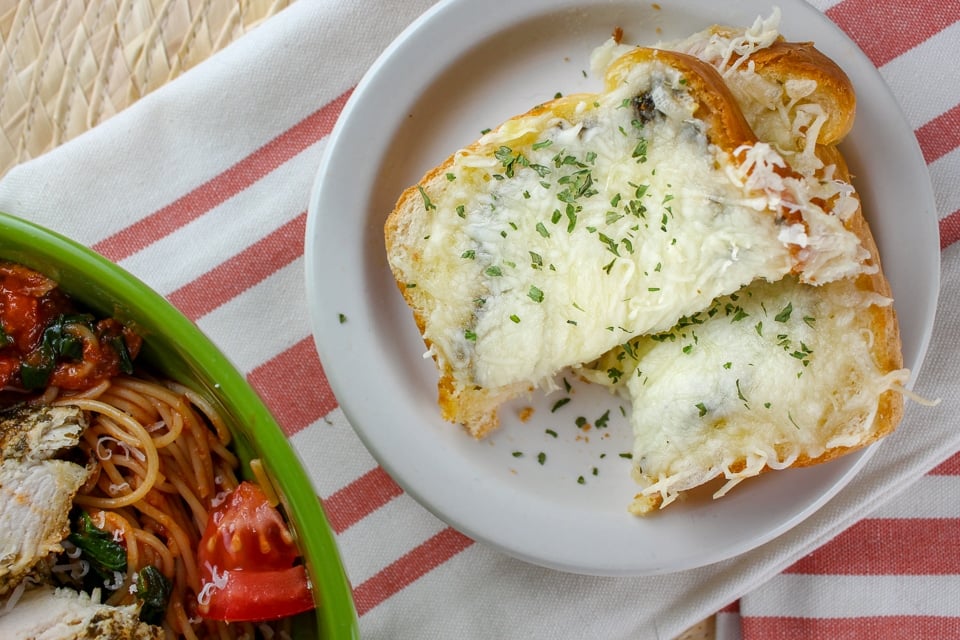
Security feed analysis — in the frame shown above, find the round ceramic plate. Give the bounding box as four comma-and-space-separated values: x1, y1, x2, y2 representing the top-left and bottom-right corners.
305, 0, 939, 575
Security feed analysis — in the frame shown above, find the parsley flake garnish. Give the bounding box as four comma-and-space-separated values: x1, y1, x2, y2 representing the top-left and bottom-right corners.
788, 411, 802, 430
632, 138, 648, 161
417, 186, 436, 211
775, 302, 794, 323
565, 206, 578, 232
595, 410, 610, 429
736, 379, 749, 408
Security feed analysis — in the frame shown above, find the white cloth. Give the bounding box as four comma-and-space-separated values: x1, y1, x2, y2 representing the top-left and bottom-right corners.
0, 1, 956, 638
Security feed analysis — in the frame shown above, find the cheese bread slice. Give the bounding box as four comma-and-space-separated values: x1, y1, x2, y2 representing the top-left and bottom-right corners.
385, 44, 871, 437
580, 16, 908, 513
605, 272, 907, 514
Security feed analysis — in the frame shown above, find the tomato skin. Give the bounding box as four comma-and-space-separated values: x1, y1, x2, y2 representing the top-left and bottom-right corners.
197, 481, 315, 622
200, 481, 299, 571
197, 566, 314, 622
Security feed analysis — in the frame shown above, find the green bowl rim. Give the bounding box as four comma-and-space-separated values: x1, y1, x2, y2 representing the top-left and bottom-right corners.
0, 211, 358, 639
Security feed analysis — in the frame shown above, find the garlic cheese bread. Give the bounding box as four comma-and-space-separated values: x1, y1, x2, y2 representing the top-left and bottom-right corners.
386, 38, 871, 438
385, 12, 906, 513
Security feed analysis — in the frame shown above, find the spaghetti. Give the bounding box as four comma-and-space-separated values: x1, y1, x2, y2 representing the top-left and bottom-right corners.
53, 375, 291, 639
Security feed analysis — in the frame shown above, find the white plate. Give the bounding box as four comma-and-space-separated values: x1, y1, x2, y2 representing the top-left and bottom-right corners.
305, 0, 939, 575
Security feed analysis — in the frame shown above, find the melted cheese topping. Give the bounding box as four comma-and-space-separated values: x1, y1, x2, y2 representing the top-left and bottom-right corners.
404, 52, 867, 395
584, 276, 907, 512
657, 9, 833, 174
669, 8, 782, 74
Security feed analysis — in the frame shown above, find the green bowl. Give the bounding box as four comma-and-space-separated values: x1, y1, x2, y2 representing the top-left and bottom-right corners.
0, 211, 358, 639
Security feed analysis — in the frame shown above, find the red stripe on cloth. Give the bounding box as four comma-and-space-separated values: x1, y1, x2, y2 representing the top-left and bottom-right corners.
939, 208, 960, 250
322, 466, 404, 534
826, 0, 960, 67
352, 527, 474, 617
247, 337, 337, 437
915, 103, 960, 165
742, 615, 960, 638
92, 89, 352, 262
721, 600, 740, 613
167, 213, 307, 321
930, 451, 960, 475
786, 518, 960, 575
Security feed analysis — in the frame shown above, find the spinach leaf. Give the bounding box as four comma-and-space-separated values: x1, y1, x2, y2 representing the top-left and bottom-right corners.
68, 511, 127, 582
136, 565, 172, 625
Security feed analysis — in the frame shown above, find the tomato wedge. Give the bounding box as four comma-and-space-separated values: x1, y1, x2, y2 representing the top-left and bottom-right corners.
198, 565, 314, 621
197, 481, 314, 622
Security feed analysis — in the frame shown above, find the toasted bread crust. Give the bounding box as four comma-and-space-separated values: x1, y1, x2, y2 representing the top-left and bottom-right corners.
726, 39, 856, 145
604, 48, 758, 153
788, 145, 904, 468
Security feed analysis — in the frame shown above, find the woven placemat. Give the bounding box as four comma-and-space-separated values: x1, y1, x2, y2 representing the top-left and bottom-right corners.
0, 2, 718, 637
0, 0, 291, 176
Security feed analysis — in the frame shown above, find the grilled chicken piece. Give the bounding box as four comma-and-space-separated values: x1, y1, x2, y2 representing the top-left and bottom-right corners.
0, 404, 90, 596
0, 405, 87, 462
0, 459, 90, 596
0, 585, 162, 639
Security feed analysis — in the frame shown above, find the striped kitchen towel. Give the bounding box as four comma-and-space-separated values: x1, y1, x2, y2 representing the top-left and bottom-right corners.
0, 0, 957, 638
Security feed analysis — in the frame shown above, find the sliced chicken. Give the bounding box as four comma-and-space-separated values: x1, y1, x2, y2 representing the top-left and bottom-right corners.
0, 460, 89, 596
0, 405, 87, 462
0, 585, 162, 639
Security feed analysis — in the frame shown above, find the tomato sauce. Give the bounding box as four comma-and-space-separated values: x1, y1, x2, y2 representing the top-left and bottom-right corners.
0, 261, 142, 392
